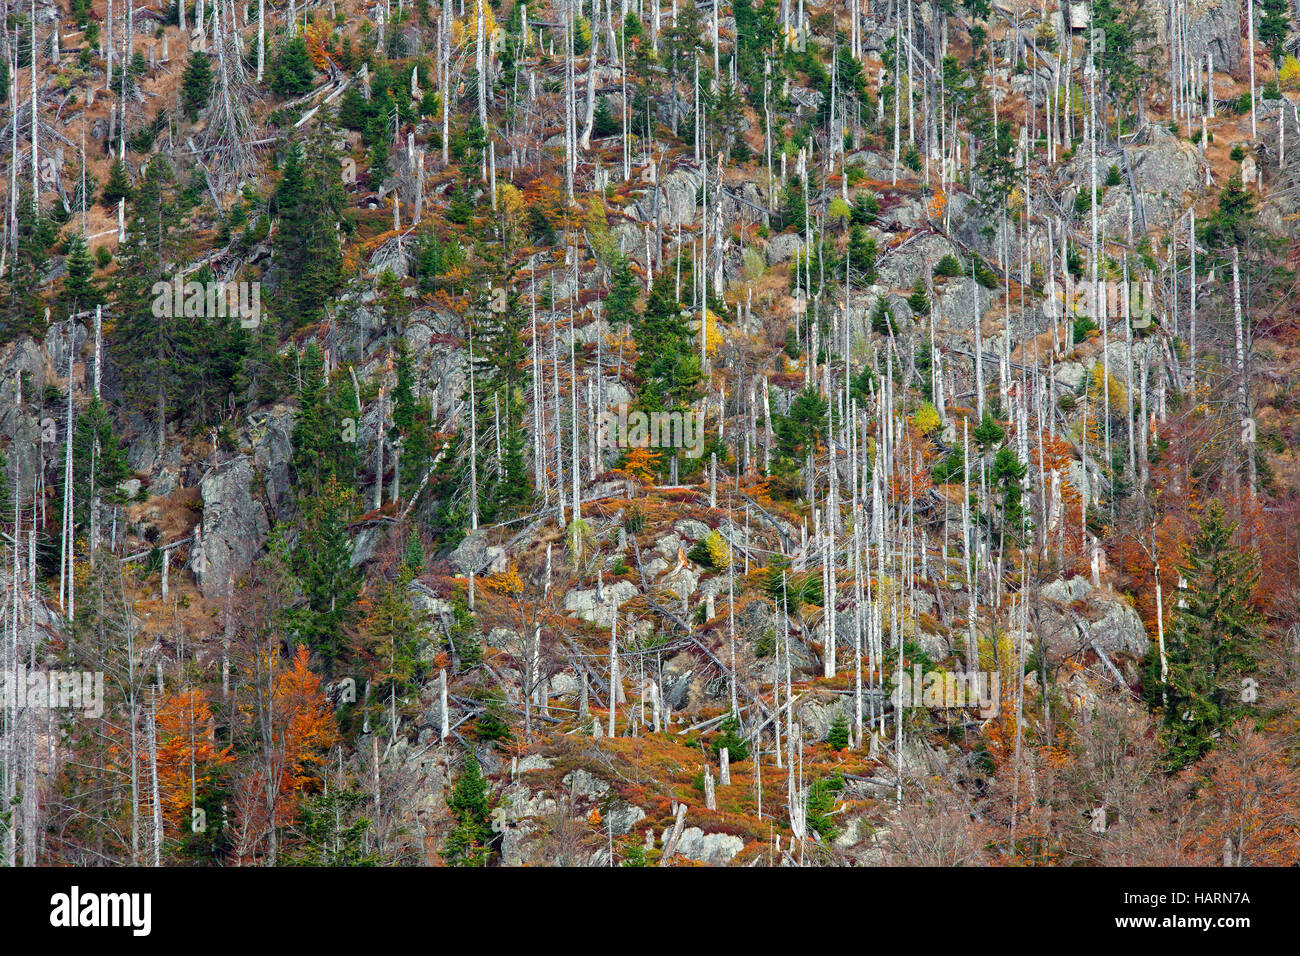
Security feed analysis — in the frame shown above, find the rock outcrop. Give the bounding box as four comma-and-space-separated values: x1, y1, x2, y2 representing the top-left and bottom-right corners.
192, 457, 270, 597
1037, 575, 1149, 659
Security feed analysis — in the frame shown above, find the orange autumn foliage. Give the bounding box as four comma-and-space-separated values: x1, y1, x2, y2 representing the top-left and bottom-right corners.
740, 478, 774, 506
1186, 723, 1300, 866
272, 644, 340, 794
1111, 402, 1278, 635
612, 447, 661, 484
232, 645, 340, 855
1033, 432, 1088, 575
885, 424, 936, 507
154, 688, 233, 832
304, 25, 333, 71
927, 187, 946, 220
983, 711, 1020, 767
483, 564, 526, 596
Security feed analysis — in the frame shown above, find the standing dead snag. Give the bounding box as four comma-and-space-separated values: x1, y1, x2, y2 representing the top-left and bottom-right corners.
658, 802, 688, 865
200, 0, 258, 198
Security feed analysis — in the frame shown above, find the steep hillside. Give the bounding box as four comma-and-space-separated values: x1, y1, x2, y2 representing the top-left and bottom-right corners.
0, 0, 1297, 869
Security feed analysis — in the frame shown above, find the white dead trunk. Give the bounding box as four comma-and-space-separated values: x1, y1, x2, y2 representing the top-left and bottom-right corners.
256, 0, 264, 81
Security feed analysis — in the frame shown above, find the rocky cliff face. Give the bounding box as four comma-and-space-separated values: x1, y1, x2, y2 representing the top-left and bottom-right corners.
1187, 0, 1243, 74
192, 457, 270, 597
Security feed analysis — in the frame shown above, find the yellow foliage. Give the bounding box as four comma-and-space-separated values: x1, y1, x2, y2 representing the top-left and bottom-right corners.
585, 196, 616, 263
605, 327, 635, 354
568, 518, 595, 562
499, 183, 524, 217
911, 401, 941, 436
827, 197, 853, 224
704, 530, 732, 569
1280, 55, 1300, 92
484, 564, 524, 596
875, 575, 916, 645
1088, 363, 1128, 413
703, 308, 724, 357
498, 182, 527, 245
978, 631, 1018, 688
452, 2, 498, 48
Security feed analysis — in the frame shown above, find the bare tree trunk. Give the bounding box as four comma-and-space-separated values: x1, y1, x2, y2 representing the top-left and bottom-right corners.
1246, 0, 1256, 141
256, 0, 264, 81
30, 0, 37, 208
1188, 211, 1197, 394
563, 4, 575, 199
658, 802, 687, 865
149, 691, 162, 866
1232, 247, 1255, 498
607, 611, 618, 737
469, 331, 479, 530
106, 0, 113, 91
439, 668, 449, 741
579, 12, 599, 149
441, 1, 450, 164
476, 0, 488, 179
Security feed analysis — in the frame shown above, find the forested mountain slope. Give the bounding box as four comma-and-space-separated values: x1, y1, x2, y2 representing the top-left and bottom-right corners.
0, 0, 1298, 866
